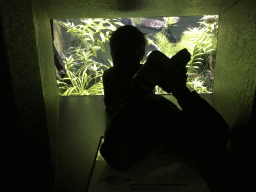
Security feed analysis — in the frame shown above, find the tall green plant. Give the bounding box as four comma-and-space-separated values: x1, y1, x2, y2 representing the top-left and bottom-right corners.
181, 27, 215, 73
57, 55, 106, 95
154, 15, 218, 94
181, 15, 218, 93
54, 18, 124, 95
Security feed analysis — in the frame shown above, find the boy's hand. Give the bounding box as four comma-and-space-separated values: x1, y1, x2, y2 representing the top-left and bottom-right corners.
168, 63, 188, 94
159, 48, 191, 94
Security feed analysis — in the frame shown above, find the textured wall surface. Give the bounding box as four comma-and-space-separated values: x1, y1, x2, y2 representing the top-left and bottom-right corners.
37, 0, 241, 19
1, 0, 55, 191
212, 0, 256, 128
2, 0, 255, 191
32, 0, 59, 182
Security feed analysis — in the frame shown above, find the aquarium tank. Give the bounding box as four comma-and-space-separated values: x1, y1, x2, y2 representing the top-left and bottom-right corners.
52, 15, 219, 96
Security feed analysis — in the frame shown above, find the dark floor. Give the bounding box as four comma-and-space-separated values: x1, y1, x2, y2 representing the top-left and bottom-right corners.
53, 94, 251, 192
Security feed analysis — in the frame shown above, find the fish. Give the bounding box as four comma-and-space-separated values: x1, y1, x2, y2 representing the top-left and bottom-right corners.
204, 70, 214, 80
207, 56, 215, 71
204, 17, 219, 24
207, 56, 215, 65
188, 73, 200, 78
147, 51, 152, 57
141, 19, 165, 31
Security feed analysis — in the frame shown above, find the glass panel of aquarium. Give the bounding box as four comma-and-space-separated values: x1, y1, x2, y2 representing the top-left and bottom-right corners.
52, 15, 219, 96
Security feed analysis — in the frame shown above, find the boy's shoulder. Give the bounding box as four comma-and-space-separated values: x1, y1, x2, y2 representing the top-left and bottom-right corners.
103, 67, 113, 75
103, 67, 116, 80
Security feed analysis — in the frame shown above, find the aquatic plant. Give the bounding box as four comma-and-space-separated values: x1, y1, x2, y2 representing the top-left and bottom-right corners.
154, 15, 218, 94
57, 55, 105, 95
55, 16, 218, 95
54, 18, 123, 95
186, 77, 209, 93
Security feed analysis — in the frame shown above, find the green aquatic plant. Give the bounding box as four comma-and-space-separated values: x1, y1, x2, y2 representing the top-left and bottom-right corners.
55, 18, 123, 59
57, 55, 105, 95
181, 15, 218, 93
181, 27, 215, 73
54, 18, 124, 95
154, 15, 218, 94
55, 16, 218, 95
186, 77, 209, 93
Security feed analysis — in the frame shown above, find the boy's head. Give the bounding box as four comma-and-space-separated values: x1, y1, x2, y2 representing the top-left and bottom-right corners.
109, 25, 147, 67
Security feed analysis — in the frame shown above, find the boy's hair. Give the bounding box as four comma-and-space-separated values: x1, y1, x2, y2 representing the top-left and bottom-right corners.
109, 25, 147, 66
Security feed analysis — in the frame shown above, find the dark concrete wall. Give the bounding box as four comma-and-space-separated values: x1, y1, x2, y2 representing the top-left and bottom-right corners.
212, 0, 256, 128
32, 0, 60, 186
1, 0, 56, 191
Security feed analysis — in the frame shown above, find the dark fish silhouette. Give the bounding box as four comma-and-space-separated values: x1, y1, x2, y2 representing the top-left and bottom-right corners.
204, 17, 219, 24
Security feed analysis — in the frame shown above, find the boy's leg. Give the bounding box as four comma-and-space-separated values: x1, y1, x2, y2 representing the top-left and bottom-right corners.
105, 89, 182, 146
161, 89, 231, 191
100, 49, 191, 170
101, 82, 159, 171
142, 88, 230, 167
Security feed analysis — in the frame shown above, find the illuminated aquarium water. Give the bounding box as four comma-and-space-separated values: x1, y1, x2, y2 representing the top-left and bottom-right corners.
53, 15, 219, 96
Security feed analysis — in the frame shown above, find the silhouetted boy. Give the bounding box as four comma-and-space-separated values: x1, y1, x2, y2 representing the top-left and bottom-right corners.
100, 25, 231, 191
